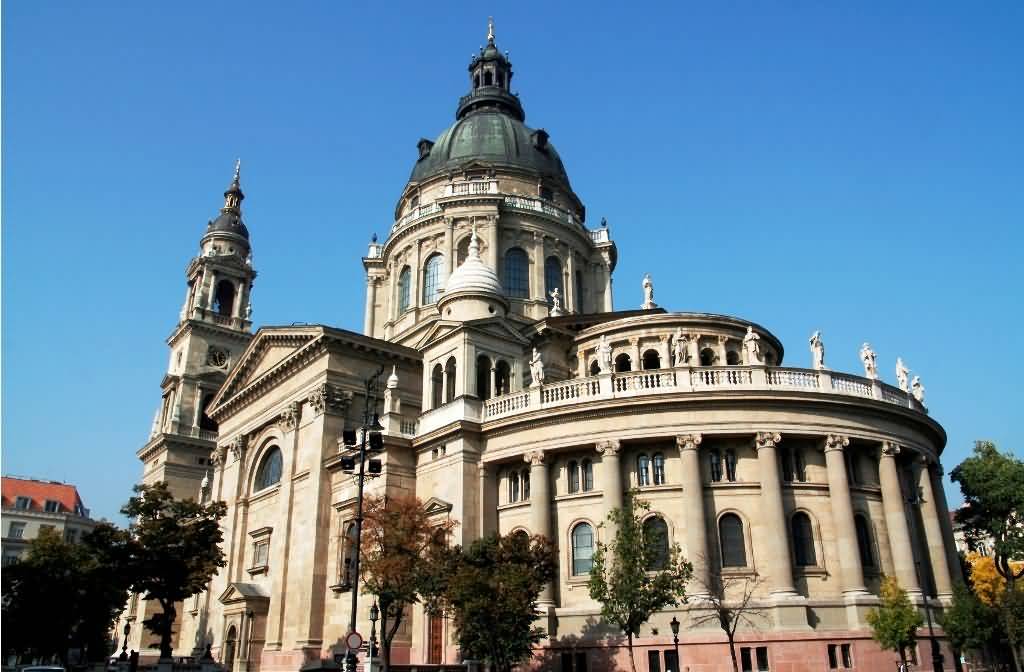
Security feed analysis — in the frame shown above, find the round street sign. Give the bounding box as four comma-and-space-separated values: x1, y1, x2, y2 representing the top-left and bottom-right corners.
345, 631, 364, 652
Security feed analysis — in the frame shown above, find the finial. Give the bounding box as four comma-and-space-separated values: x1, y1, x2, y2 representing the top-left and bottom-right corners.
371, 232, 378, 243
487, 16, 495, 44
233, 158, 241, 184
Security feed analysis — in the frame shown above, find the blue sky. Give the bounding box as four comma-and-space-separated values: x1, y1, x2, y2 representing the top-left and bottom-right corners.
3, 2, 1021, 522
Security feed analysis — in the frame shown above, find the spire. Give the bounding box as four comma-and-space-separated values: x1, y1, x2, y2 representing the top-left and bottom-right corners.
222, 159, 244, 212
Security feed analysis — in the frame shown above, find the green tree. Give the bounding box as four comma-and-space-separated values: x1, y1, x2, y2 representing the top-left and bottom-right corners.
941, 582, 1001, 669
2, 524, 134, 664
359, 494, 455, 672
866, 575, 924, 669
122, 482, 227, 660
588, 494, 693, 672
951, 441, 1024, 670
434, 532, 555, 672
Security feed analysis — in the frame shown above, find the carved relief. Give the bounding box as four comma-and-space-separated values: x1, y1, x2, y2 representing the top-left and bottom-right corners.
307, 383, 352, 417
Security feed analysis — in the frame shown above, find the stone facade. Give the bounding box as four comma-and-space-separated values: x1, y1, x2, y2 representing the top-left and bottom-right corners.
121, 24, 960, 672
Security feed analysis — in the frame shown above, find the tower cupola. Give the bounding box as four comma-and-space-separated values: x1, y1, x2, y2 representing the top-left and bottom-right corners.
206, 160, 250, 242
457, 18, 524, 122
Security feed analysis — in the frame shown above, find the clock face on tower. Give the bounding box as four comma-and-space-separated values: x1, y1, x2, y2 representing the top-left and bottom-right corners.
207, 346, 229, 369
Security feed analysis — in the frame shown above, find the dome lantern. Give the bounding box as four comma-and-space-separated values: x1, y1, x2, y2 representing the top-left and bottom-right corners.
458, 17, 523, 122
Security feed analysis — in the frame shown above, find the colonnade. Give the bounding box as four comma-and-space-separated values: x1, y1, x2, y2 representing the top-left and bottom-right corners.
512, 432, 954, 609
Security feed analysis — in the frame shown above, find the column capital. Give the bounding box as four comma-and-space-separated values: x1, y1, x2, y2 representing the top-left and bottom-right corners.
595, 439, 622, 456
822, 434, 850, 453
278, 400, 301, 432
675, 433, 703, 452
524, 449, 546, 466
754, 431, 782, 451
880, 441, 901, 458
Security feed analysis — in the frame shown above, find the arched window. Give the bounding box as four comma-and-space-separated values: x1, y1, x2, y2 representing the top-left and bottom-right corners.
397, 266, 411, 313
483, 70, 493, 86
495, 360, 511, 396
431, 364, 444, 409
571, 523, 595, 575
726, 350, 741, 366
637, 454, 651, 487
719, 514, 747, 567
512, 528, 530, 545
422, 254, 443, 304
643, 516, 670, 570
589, 360, 601, 376
709, 451, 723, 482
615, 353, 632, 372
444, 358, 457, 403
855, 514, 875, 569
224, 625, 237, 670
724, 450, 737, 482
792, 512, 816, 566
699, 348, 716, 366
476, 355, 492, 400
213, 280, 236, 317
199, 393, 218, 431
340, 521, 358, 586
504, 248, 529, 298
521, 469, 530, 500
456, 237, 471, 267
255, 447, 283, 491
642, 350, 661, 370
653, 453, 666, 485
509, 471, 520, 503
582, 459, 594, 492
568, 460, 580, 494
544, 256, 563, 302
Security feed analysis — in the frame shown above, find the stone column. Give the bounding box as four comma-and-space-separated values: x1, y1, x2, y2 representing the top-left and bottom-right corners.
754, 432, 798, 598
478, 463, 497, 540
717, 335, 729, 366
878, 442, 922, 598
595, 440, 623, 536
930, 465, 964, 588
207, 271, 219, 309
487, 216, 499, 271
603, 261, 614, 312
525, 450, 554, 607
577, 350, 588, 378
677, 434, 710, 595
412, 241, 422, 309
363, 276, 377, 336
566, 253, 577, 313
231, 278, 244, 319
916, 456, 954, 600
444, 218, 454, 277
822, 434, 868, 598
533, 233, 546, 305
629, 337, 641, 371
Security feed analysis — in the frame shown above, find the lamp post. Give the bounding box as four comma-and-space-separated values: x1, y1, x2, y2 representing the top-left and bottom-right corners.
342, 367, 386, 672
368, 602, 380, 672
905, 490, 943, 672
119, 622, 131, 662
669, 616, 680, 672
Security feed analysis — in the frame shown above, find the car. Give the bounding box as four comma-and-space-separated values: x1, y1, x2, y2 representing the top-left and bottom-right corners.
20, 666, 66, 672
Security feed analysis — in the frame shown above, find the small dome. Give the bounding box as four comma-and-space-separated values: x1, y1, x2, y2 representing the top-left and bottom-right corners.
207, 211, 250, 239
440, 228, 504, 301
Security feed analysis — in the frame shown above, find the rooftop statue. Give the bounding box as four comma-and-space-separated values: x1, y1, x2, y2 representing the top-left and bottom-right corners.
896, 358, 910, 392
597, 334, 613, 373
743, 326, 763, 365
860, 343, 878, 380
641, 273, 657, 310
549, 287, 564, 317
529, 347, 545, 387
911, 375, 925, 403
673, 328, 689, 366
809, 330, 826, 370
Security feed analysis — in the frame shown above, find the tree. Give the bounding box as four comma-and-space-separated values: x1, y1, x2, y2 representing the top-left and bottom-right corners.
688, 573, 770, 672
866, 575, 924, 669
967, 551, 1024, 608
588, 495, 693, 672
121, 482, 227, 660
435, 532, 556, 672
359, 494, 455, 672
951, 441, 1024, 669
2, 524, 134, 664
941, 582, 1001, 669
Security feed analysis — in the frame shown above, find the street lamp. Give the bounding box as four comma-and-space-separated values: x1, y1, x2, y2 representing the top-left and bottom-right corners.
368, 602, 380, 672
119, 622, 131, 662
669, 616, 680, 672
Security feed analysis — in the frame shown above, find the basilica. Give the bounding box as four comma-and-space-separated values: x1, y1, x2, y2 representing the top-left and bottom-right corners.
121, 22, 959, 672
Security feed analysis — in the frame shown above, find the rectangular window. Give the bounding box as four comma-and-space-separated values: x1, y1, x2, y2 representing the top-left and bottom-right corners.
44, 500, 61, 513
253, 540, 270, 567
828, 644, 838, 669
574, 652, 586, 672
755, 647, 769, 671
647, 651, 661, 672
740, 648, 752, 672
9, 522, 26, 539
560, 653, 573, 672
65, 528, 78, 543
663, 650, 678, 672
15, 496, 31, 510
841, 644, 852, 668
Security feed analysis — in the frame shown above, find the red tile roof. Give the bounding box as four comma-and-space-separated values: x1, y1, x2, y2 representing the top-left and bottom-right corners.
1, 476, 88, 516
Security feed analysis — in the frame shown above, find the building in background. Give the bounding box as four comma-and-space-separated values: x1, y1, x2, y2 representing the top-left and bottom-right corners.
1, 476, 98, 565
119, 21, 960, 672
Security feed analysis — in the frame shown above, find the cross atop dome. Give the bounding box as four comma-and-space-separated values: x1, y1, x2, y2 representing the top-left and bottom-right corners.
487, 16, 495, 44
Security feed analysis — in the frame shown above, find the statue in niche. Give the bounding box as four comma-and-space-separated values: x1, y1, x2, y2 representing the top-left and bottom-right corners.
860, 343, 878, 380
743, 326, 763, 364
549, 288, 564, 317
529, 348, 545, 387
673, 328, 689, 366
808, 330, 826, 370
911, 375, 925, 403
641, 274, 657, 309
597, 334, 613, 373
896, 358, 910, 392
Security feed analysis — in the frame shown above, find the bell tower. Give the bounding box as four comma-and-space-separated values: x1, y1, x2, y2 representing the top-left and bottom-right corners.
138, 161, 257, 499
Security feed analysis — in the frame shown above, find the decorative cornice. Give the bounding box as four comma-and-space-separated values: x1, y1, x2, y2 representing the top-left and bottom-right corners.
307, 383, 353, 417
278, 401, 301, 432
754, 431, 782, 451
823, 434, 850, 453
676, 433, 703, 452
523, 449, 546, 466
595, 439, 622, 456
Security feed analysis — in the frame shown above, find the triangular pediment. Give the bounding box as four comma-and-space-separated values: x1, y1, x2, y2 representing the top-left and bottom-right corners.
212, 326, 324, 410
218, 582, 269, 606
423, 497, 453, 516
417, 317, 530, 350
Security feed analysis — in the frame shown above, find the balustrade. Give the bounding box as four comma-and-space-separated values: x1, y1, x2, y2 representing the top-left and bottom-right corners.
691, 367, 753, 388
766, 368, 819, 389
541, 378, 600, 404
831, 373, 872, 397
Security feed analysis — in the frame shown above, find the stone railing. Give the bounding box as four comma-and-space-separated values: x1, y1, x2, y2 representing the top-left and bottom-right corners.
502, 195, 580, 228
392, 202, 443, 233
400, 418, 418, 436
366, 242, 383, 259
589, 227, 611, 243
479, 366, 925, 422
445, 179, 499, 196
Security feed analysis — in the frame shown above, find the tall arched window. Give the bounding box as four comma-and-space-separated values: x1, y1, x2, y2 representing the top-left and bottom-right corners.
340, 521, 358, 586
700, 348, 716, 366
397, 266, 411, 313
582, 459, 594, 492
653, 453, 666, 485
854, 514, 875, 569
422, 254, 443, 304
224, 626, 237, 670
643, 516, 670, 570
709, 451, 723, 482
509, 471, 520, 503
719, 514, 747, 567
199, 393, 218, 431
571, 523, 595, 575
637, 454, 651, 486
255, 447, 283, 491
544, 256, 563, 302
431, 364, 444, 409
476, 355, 492, 400
589, 360, 601, 376
568, 460, 580, 494
521, 469, 530, 500
724, 450, 737, 482
214, 280, 236, 317
495, 360, 511, 396
615, 353, 632, 372
504, 248, 529, 298
726, 350, 741, 365
444, 358, 457, 403
792, 512, 816, 566
642, 350, 661, 370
